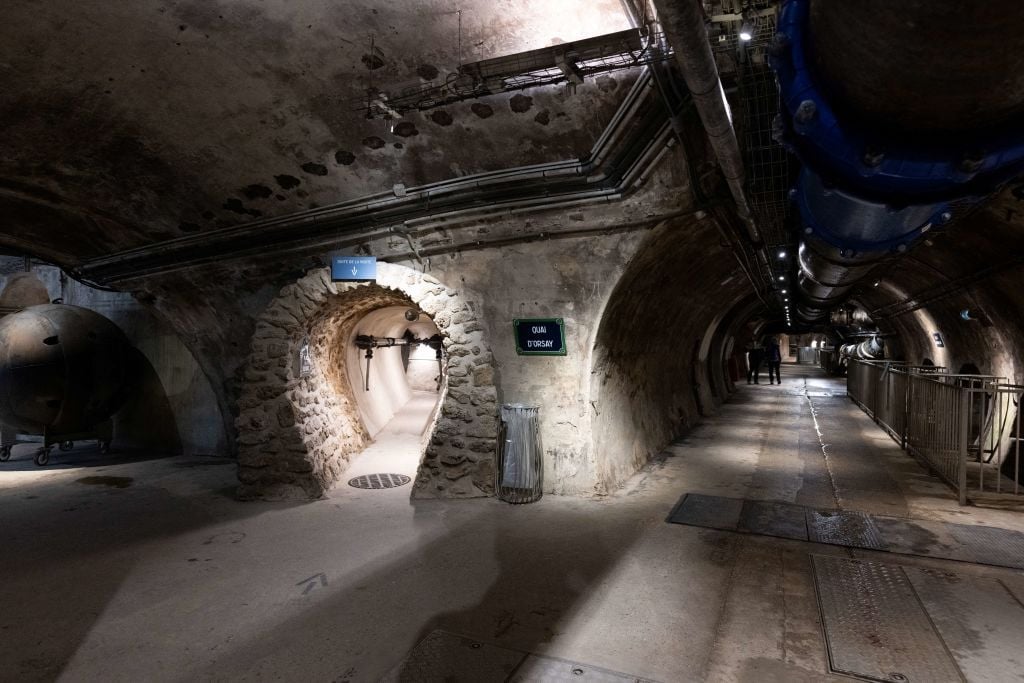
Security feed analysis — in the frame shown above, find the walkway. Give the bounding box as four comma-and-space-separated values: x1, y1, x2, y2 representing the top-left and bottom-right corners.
1, 364, 1022, 681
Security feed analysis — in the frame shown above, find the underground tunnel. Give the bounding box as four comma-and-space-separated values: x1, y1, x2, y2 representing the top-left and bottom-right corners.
2, 0, 1024, 680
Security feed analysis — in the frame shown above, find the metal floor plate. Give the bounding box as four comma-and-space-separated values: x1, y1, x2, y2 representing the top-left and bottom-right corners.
904, 567, 1024, 682
738, 499, 809, 540
668, 493, 1024, 570
511, 655, 658, 682
383, 631, 659, 683
812, 555, 964, 682
668, 493, 742, 531
870, 516, 976, 563
807, 509, 885, 551
946, 523, 1024, 570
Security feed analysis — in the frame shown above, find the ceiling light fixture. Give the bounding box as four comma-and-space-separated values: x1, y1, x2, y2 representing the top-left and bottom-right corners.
739, 20, 754, 41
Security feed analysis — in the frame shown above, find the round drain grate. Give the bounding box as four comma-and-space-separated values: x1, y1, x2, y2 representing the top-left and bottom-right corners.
348, 473, 411, 489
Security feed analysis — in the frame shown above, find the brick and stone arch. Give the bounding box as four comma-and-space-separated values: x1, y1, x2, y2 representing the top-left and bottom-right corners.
235, 263, 498, 500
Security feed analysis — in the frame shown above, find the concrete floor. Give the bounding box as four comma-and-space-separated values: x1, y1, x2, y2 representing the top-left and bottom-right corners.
2, 365, 1023, 681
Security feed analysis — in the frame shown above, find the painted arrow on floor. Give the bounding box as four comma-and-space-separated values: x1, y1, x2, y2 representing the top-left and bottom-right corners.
297, 572, 328, 595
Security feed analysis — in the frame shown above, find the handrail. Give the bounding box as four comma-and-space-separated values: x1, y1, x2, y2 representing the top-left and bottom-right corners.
847, 359, 1023, 505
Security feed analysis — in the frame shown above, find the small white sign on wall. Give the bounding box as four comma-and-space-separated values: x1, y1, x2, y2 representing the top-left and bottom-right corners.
298, 338, 313, 378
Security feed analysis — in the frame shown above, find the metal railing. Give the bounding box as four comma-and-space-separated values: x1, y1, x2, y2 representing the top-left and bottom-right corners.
816, 348, 836, 374
847, 360, 1023, 505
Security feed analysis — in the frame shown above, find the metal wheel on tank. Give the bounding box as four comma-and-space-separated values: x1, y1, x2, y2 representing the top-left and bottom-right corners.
34, 447, 51, 466
0, 445, 11, 462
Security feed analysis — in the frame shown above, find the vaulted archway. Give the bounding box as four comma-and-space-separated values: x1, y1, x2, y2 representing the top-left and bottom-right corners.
234, 263, 498, 500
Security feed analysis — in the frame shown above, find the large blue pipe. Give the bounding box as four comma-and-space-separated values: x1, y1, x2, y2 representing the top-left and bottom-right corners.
771, 0, 1024, 322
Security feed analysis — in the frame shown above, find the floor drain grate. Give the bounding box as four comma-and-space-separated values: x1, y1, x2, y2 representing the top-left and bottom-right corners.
348, 473, 411, 489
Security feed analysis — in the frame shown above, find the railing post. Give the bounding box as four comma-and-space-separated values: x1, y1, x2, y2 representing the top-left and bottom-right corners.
901, 370, 910, 449
958, 389, 969, 506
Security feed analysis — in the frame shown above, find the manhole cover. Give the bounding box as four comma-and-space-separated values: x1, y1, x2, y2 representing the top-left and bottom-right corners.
348, 473, 411, 489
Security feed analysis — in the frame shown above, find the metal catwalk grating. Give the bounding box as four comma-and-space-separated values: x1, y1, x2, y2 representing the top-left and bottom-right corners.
946, 524, 1024, 571
812, 555, 964, 682
807, 509, 886, 551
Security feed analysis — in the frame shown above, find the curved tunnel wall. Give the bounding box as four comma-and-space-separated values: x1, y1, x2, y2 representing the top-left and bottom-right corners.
852, 199, 1024, 384
588, 217, 751, 493
346, 305, 442, 438
344, 306, 441, 438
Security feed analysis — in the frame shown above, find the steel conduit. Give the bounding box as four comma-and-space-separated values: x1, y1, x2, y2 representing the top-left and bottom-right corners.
652, 0, 760, 244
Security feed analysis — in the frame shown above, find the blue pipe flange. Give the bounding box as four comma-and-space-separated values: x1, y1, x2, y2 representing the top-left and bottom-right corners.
794, 167, 953, 254
771, 0, 1024, 204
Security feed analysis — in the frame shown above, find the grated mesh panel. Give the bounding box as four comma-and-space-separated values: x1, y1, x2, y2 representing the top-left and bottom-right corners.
348, 473, 411, 490
946, 523, 1024, 570
807, 509, 885, 551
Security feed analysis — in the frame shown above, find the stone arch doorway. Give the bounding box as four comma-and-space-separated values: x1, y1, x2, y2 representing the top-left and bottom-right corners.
235, 263, 498, 500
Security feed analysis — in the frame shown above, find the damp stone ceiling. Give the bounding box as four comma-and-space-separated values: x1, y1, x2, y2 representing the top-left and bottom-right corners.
0, 0, 633, 264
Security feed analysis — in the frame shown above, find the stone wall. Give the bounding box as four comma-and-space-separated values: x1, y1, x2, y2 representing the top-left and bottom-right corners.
235, 263, 497, 500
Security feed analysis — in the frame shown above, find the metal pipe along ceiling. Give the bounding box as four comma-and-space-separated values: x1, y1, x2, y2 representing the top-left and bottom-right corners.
652, 0, 761, 244
772, 0, 1024, 324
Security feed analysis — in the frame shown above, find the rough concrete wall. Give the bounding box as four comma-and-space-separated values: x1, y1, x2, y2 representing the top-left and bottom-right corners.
0, 0, 634, 257
588, 217, 751, 493
235, 264, 497, 500
0, 272, 50, 309
418, 226, 652, 495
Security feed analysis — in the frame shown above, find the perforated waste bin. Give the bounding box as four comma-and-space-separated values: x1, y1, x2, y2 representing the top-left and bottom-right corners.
495, 403, 544, 503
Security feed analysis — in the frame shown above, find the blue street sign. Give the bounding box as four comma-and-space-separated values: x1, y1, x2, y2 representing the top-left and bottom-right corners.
514, 318, 566, 356
331, 256, 377, 282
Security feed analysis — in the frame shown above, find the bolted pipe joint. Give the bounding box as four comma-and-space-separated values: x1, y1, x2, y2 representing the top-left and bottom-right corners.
771, 0, 1024, 326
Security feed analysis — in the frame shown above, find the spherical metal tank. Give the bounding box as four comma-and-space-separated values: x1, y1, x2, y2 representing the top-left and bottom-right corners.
0, 304, 134, 435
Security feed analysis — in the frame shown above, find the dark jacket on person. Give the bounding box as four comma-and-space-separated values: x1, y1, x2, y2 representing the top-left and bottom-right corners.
747, 347, 764, 365
766, 342, 782, 363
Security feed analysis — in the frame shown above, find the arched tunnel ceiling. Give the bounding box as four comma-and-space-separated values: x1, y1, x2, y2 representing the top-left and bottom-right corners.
0, 0, 634, 263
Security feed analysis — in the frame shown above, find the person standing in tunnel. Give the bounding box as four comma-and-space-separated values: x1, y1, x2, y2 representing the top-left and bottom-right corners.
766, 336, 782, 384
746, 341, 764, 384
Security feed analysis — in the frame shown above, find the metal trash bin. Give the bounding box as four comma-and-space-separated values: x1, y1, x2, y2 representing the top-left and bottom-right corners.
495, 403, 543, 503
